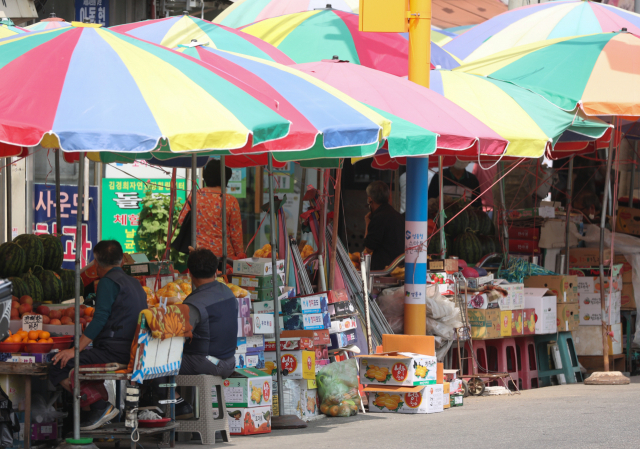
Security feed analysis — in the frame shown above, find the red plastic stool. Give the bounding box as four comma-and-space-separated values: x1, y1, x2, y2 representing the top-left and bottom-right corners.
451, 340, 488, 376
485, 338, 518, 383
516, 336, 538, 390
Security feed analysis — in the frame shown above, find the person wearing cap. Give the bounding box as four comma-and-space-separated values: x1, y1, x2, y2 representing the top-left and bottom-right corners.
428, 160, 481, 201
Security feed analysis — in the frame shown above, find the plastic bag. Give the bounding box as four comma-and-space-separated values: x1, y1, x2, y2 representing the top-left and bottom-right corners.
377, 287, 404, 334
317, 359, 361, 417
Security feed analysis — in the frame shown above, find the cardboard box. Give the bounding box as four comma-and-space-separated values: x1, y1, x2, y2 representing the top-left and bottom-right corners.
263, 350, 316, 380
222, 369, 272, 408
577, 275, 622, 295
280, 330, 331, 346
236, 337, 248, 354
621, 283, 636, 310
508, 227, 540, 240
493, 280, 525, 310
467, 309, 501, 340
237, 297, 251, 318
251, 314, 275, 334
510, 310, 523, 336
252, 300, 275, 314
427, 259, 459, 273
245, 352, 265, 369
329, 329, 358, 349
574, 323, 623, 356
279, 312, 331, 331
135, 274, 174, 290
227, 405, 272, 435
443, 382, 450, 409
465, 292, 498, 309
280, 293, 329, 315
329, 316, 358, 334
231, 273, 285, 289
366, 385, 443, 414
523, 288, 557, 334
329, 300, 356, 317
557, 303, 579, 332
539, 219, 579, 249
509, 239, 539, 253
244, 285, 290, 302
232, 258, 285, 276
579, 292, 621, 325
327, 289, 349, 304
522, 309, 536, 335
265, 337, 314, 352
564, 248, 629, 268
358, 352, 437, 386
450, 394, 464, 407
616, 206, 640, 236
499, 311, 512, 337
524, 275, 579, 303
238, 318, 253, 337
281, 379, 318, 421
467, 273, 494, 289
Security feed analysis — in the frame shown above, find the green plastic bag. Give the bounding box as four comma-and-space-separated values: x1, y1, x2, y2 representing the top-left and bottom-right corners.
316, 359, 361, 417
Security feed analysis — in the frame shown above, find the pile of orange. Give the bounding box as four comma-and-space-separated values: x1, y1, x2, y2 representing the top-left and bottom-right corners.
4, 330, 53, 344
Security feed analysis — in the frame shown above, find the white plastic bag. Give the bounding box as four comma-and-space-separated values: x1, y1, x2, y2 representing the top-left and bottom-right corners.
377, 287, 405, 334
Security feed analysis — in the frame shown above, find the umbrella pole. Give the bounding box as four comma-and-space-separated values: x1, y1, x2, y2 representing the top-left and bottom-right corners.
629, 141, 637, 208
220, 156, 227, 272
191, 155, 197, 250
438, 156, 446, 259
5, 158, 11, 242
329, 164, 342, 289
55, 149, 61, 235
318, 170, 327, 291
73, 152, 85, 441
499, 162, 509, 264
564, 156, 574, 274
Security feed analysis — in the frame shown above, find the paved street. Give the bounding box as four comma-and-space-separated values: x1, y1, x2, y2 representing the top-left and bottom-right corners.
202, 377, 639, 449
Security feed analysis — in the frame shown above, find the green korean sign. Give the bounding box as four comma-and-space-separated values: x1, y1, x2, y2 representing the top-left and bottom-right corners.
101, 178, 187, 253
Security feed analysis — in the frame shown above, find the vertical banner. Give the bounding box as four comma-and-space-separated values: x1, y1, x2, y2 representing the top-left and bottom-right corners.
33, 184, 98, 270
75, 0, 110, 26
405, 157, 429, 335
101, 178, 187, 254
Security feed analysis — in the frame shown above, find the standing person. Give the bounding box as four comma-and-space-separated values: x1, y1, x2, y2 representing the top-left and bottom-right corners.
363, 181, 405, 271
428, 160, 481, 202
49, 240, 147, 430
173, 248, 238, 418
177, 159, 247, 261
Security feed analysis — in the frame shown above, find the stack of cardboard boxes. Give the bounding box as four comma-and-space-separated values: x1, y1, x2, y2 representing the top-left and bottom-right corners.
523, 275, 580, 333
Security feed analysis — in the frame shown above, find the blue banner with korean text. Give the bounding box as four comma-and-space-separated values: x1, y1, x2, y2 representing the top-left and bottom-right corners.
33, 184, 99, 270
75, 0, 109, 26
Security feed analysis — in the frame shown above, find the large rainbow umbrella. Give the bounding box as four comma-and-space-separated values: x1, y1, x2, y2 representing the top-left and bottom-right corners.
0, 24, 389, 154
445, 0, 640, 63
240, 10, 461, 74
25, 16, 72, 32
455, 31, 640, 116
0, 24, 28, 39
111, 14, 293, 64
214, 0, 359, 28
429, 70, 610, 158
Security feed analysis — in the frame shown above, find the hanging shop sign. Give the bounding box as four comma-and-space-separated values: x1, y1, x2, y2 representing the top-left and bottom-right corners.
33, 183, 98, 270
101, 178, 187, 254
75, 0, 109, 26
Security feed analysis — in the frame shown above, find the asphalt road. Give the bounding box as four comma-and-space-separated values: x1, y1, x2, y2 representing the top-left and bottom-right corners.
199, 377, 639, 449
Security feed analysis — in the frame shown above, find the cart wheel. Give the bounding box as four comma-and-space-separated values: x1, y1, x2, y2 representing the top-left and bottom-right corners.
468, 378, 485, 396
461, 379, 469, 398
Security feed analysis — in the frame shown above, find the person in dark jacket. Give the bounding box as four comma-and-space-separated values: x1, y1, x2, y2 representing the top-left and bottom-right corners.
174, 248, 238, 418
49, 240, 147, 430
363, 181, 405, 271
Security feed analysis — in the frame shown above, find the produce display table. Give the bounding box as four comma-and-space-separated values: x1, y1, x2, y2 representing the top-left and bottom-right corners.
0, 362, 49, 449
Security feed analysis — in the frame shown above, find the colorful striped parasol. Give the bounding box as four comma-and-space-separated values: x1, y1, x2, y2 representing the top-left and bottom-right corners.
0, 23, 389, 155
240, 10, 460, 74
25, 17, 72, 32
214, 0, 359, 28
455, 31, 640, 116
445, 0, 640, 63
110, 14, 294, 64
0, 24, 29, 39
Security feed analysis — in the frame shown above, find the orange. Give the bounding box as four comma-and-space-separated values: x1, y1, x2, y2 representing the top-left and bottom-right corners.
38, 331, 50, 340
22, 335, 28, 343
10, 335, 22, 343
46, 338, 53, 343
38, 339, 48, 343
28, 339, 37, 343
28, 331, 39, 341
16, 330, 27, 336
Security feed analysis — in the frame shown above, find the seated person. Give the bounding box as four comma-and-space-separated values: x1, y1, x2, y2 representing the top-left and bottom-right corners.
428, 160, 481, 201
50, 240, 147, 430
364, 181, 405, 271
174, 248, 238, 418
574, 190, 601, 224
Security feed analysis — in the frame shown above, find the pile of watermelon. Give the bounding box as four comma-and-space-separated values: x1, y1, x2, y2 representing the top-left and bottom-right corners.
427, 198, 500, 265
0, 234, 74, 304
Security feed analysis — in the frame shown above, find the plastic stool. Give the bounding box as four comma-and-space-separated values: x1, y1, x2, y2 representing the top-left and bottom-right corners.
451, 340, 488, 376
535, 332, 583, 387
486, 338, 518, 382
173, 375, 231, 445
516, 336, 538, 390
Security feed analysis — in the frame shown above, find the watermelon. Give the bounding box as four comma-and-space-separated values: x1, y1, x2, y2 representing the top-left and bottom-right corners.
7, 277, 29, 298
474, 209, 494, 235
444, 202, 469, 237
13, 234, 44, 272
39, 234, 64, 271
478, 235, 497, 255
427, 232, 453, 257
32, 266, 63, 304
21, 270, 44, 304
467, 210, 480, 232
56, 269, 76, 301
452, 230, 483, 265
0, 242, 26, 277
